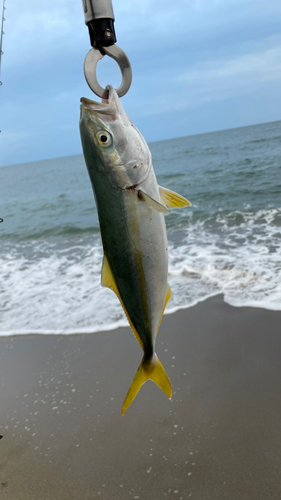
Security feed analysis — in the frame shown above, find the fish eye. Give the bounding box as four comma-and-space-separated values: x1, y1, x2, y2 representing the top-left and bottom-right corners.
96, 131, 112, 147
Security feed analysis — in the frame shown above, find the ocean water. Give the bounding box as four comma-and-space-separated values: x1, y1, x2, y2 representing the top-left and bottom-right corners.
0, 120, 280, 335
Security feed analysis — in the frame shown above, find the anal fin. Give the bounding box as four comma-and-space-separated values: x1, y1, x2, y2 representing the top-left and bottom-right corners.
157, 285, 172, 335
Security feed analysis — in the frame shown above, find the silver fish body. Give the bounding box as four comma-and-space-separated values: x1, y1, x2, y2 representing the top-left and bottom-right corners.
79, 86, 190, 414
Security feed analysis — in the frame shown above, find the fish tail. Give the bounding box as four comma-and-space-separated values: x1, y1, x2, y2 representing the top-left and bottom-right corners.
122, 354, 172, 415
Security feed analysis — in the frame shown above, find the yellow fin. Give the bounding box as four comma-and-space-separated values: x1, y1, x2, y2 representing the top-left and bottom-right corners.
138, 189, 170, 213
122, 354, 172, 415
159, 186, 191, 208
157, 285, 172, 335
101, 254, 143, 349
101, 252, 118, 291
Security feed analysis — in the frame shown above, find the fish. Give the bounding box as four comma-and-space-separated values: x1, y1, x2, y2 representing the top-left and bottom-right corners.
79, 85, 191, 415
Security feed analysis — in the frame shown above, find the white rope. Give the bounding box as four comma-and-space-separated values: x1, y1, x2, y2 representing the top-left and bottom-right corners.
0, 0, 6, 86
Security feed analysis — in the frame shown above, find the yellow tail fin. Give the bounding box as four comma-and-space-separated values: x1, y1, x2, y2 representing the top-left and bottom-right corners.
122, 354, 172, 415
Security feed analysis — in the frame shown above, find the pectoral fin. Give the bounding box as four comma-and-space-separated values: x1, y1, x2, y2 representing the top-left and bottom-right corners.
138, 189, 170, 213
159, 186, 191, 208
101, 253, 144, 349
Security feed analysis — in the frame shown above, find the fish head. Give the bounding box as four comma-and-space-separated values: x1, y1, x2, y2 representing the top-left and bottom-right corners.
80, 85, 152, 189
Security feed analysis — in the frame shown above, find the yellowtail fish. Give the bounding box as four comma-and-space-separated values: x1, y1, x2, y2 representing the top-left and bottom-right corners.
79, 86, 191, 414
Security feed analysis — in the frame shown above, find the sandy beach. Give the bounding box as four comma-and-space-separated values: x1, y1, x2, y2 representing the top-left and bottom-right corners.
0, 294, 280, 499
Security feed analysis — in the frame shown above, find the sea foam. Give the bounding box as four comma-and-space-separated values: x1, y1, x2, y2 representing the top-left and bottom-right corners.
0, 207, 280, 336
1, 121, 280, 335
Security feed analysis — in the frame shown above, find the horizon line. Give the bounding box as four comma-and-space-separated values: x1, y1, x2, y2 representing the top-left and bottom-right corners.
1, 118, 280, 169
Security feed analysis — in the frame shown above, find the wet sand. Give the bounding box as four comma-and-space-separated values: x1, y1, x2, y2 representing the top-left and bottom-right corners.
0, 295, 280, 499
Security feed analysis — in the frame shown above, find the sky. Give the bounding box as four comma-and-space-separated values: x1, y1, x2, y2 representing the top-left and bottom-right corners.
0, 0, 280, 166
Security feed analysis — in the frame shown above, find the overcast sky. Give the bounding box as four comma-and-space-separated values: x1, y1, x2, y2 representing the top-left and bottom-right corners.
0, 0, 280, 166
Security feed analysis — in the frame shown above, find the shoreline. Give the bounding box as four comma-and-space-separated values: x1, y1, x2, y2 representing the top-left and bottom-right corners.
0, 294, 280, 499
1, 291, 280, 337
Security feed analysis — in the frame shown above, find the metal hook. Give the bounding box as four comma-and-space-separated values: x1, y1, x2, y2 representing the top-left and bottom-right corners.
84, 44, 132, 98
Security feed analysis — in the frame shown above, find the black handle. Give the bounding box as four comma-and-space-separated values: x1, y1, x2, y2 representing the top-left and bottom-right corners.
88, 18, 117, 48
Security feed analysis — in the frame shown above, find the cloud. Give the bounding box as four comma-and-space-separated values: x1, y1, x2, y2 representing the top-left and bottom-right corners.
1, 0, 281, 165
0, 130, 32, 166
2, 0, 83, 68
4, 0, 281, 69
126, 40, 281, 117
178, 46, 281, 87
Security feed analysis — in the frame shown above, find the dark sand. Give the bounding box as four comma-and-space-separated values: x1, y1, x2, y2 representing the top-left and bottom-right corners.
0, 295, 280, 499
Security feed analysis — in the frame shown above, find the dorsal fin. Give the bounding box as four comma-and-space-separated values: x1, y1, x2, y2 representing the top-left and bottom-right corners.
159, 186, 191, 208
101, 254, 144, 348
101, 252, 117, 291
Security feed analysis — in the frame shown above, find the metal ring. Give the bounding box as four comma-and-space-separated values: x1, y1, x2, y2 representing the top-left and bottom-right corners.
84, 44, 132, 98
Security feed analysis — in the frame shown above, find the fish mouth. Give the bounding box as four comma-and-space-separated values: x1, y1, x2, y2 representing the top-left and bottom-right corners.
80, 98, 116, 119
80, 85, 118, 120
80, 85, 131, 126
